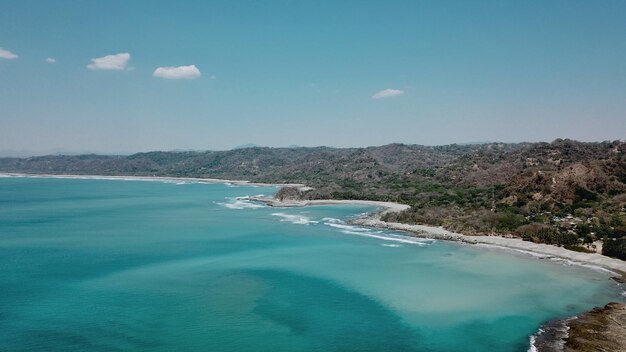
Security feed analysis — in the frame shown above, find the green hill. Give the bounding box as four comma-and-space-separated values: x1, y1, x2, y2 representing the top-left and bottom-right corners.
1, 139, 624, 258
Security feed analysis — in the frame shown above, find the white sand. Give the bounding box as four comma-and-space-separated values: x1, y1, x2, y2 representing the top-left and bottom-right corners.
353, 218, 626, 276
0, 173, 304, 188
4, 174, 624, 276
251, 196, 626, 276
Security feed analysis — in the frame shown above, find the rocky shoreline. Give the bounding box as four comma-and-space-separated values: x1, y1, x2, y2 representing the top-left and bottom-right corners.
531, 302, 626, 352
529, 316, 572, 352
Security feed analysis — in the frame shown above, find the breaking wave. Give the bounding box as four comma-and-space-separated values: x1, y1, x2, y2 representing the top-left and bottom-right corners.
217, 197, 266, 210
322, 218, 433, 246
271, 213, 319, 225
527, 318, 570, 352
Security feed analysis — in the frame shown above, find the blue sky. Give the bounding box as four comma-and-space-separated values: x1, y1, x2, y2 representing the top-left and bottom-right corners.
1, 0, 625, 154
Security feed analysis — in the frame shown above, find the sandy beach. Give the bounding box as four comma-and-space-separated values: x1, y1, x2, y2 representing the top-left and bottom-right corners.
249, 196, 626, 277
246, 196, 411, 212
4, 173, 626, 277
0, 173, 304, 188
354, 217, 626, 276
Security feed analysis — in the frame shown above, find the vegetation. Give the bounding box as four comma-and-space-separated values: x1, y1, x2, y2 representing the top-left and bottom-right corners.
1, 139, 624, 259
603, 238, 626, 260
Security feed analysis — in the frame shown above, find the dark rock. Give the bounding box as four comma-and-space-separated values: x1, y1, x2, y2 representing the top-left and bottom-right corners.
533, 302, 626, 352
563, 302, 626, 352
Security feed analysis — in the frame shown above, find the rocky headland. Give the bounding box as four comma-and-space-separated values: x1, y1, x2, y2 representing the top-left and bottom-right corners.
532, 302, 626, 352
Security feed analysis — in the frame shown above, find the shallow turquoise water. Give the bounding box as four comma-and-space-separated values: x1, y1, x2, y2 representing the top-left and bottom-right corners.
0, 177, 623, 351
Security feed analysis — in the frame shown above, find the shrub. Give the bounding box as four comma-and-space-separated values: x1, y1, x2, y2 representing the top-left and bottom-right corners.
602, 237, 626, 260
496, 211, 526, 232
515, 223, 578, 246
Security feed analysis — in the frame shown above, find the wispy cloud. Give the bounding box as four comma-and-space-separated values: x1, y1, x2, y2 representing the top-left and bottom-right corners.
87, 53, 130, 70
372, 88, 404, 99
153, 65, 201, 79
0, 48, 18, 60
45, 57, 56, 63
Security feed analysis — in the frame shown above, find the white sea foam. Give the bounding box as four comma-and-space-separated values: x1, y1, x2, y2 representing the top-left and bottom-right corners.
527, 320, 571, 352
325, 222, 373, 232
271, 212, 318, 225
527, 334, 538, 352
218, 198, 266, 210
382, 244, 402, 248
342, 229, 431, 245
323, 219, 433, 246
322, 217, 342, 223
547, 257, 619, 275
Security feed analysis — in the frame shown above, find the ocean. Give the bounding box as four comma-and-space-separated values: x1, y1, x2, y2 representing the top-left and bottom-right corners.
0, 176, 623, 351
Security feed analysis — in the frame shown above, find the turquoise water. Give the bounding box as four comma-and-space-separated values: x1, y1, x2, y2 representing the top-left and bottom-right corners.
0, 177, 623, 352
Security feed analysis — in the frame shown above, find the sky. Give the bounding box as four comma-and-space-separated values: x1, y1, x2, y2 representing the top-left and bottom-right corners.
1, 0, 625, 155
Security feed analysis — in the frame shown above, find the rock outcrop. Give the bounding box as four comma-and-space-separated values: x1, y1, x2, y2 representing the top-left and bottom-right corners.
563, 302, 626, 352
274, 186, 313, 201
533, 302, 626, 352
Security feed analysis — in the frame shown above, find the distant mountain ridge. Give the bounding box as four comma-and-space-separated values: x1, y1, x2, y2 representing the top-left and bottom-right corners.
232, 143, 262, 150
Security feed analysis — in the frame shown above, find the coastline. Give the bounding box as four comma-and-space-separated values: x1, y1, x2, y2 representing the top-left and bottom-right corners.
249, 195, 626, 351
0, 172, 304, 188
352, 217, 626, 277
4, 174, 625, 351
246, 196, 411, 212
3, 174, 622, 276
530, 302, 626, 352
248, 196, 626, 278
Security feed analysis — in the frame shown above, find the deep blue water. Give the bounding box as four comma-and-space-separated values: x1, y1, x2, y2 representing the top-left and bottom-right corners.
0, 177, 622, 351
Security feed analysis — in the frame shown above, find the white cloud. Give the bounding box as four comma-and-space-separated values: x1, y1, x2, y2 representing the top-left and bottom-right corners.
0, 48, 18, 59
87, 52, 130, 70
45, 57, 56, 63
153, 65, 201, 79
372, 88, 405, 99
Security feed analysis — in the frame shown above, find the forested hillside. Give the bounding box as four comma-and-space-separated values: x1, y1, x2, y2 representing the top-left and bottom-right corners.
1, 139, 624, 258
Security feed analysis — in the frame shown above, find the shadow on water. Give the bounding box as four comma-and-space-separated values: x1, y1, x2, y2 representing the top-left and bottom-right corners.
247, 269, 424, 352
2, 267, 424, 352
